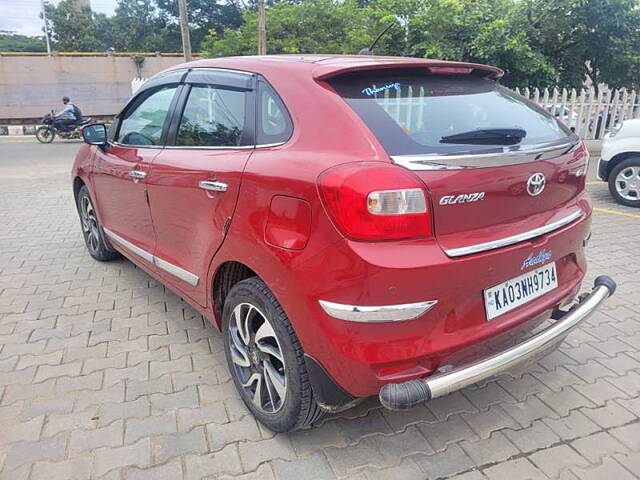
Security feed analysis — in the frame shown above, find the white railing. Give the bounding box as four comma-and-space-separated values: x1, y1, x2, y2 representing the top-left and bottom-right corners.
131, 77, 147, 95
515, 87, 640, 140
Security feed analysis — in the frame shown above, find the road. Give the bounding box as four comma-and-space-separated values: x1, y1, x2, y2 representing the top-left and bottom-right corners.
0, 138, 639, 480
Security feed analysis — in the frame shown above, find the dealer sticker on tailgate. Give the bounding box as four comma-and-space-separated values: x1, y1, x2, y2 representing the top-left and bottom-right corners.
484, 262, 557, 320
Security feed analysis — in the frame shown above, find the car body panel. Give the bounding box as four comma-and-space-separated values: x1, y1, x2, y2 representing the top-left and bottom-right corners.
91, 144, 160, 257
147, 148, 253, 306
72, 54, 594, 401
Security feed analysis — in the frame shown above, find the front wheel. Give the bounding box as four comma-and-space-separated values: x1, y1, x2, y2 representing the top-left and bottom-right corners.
35, 126, 55, 143
223, 277, 324, 432
608, 157, 640, 207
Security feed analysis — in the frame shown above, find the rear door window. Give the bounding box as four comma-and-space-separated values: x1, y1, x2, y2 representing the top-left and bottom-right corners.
328, 71, 572, 156
176, 84, 247, 147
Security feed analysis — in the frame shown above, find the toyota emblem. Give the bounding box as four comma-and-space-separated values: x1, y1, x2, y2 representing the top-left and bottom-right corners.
526, 173, 546, 196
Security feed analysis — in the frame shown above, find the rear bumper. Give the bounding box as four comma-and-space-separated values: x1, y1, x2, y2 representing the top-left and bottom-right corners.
379, 276, 616, 410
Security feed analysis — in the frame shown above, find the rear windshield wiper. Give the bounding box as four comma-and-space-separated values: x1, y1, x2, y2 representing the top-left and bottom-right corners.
440, 128, 527, 145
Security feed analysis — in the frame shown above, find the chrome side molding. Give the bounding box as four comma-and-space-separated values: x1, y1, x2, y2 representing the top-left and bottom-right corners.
444, 209, 583, 257
318, 299, 437, 322
392, 139, 580, 171
104, 228, 154, 263
103, 228, 199, 286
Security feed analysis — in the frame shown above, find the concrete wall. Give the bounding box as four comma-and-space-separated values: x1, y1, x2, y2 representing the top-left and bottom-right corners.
0, 55, 185, 121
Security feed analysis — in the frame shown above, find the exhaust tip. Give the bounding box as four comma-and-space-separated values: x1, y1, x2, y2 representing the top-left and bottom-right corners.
379, 379, 432, 410
594, 275, 617, 296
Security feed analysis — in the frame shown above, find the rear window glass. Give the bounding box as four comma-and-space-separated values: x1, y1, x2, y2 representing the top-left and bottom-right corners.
329, 71, 572, 156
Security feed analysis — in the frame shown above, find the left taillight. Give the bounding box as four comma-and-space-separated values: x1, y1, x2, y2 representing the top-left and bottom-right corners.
318, 162, 433, 241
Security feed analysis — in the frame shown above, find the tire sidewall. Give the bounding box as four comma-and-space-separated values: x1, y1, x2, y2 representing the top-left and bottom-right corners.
76, 186, 118, 260
222, 278, 306, 432
36, 126, 55, 143
608, 157, 640, 207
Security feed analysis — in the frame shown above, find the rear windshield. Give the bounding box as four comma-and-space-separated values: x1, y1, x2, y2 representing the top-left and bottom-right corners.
329, 71, 572, 156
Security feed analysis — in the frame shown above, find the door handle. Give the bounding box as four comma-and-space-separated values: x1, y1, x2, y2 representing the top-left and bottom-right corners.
199, 180, 228, 192
128, 170, 147, 179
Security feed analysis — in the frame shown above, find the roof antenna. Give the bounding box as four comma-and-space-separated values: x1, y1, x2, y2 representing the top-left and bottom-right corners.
359, 22, 395, 55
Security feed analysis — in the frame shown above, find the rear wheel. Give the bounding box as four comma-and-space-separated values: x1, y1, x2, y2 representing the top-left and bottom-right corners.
608, 157, 640, 207
223, 277, 324, 432
76, 185, 120, 261
35, 126, 55, 143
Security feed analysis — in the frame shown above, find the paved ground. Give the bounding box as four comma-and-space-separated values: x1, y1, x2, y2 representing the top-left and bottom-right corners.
0, 139, 639, 480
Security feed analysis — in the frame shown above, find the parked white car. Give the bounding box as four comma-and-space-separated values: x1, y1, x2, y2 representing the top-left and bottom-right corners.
599, 118, 640, 207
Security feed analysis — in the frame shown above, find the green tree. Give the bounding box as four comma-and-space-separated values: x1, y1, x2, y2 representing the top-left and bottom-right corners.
109, 0, 181, 52
203, 0, 403, 57
155, 0, 243, 50
0, 34, 47, 52
44, 0, 111, 51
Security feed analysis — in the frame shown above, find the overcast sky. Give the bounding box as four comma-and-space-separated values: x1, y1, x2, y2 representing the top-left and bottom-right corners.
0, 0, 117, 36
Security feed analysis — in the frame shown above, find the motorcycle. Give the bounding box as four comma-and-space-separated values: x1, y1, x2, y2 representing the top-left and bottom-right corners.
35, 112, 92, 144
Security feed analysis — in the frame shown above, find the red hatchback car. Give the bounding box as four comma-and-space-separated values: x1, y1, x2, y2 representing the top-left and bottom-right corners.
73, 55, 615, 432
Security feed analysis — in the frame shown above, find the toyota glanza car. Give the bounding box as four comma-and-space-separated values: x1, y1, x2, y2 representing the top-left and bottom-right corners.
73, 55, 616, 432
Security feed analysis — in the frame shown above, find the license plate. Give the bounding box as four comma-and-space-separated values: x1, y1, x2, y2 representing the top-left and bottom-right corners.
484, 262, 557, 320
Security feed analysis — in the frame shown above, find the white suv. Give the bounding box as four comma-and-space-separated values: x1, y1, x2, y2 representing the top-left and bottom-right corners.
599, 118, 640, 207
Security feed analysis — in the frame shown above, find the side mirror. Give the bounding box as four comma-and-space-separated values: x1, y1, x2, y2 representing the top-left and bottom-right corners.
82, 124, 108, 146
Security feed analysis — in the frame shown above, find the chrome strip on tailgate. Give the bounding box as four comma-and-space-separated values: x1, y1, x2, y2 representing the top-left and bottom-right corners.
444, 209, 583, 257
391, 139, 580, 171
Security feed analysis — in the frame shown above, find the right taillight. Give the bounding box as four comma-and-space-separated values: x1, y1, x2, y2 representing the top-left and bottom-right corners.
318, 162, 433, 241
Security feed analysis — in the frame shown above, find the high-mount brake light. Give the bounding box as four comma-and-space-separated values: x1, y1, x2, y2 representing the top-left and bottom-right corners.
318, 163, 432, 241
427, 66, 474, 75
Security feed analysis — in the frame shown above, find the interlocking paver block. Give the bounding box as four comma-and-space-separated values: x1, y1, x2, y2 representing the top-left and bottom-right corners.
411, 444, 476, 479
127, 458, 183, 480
610, 422, 640, 450
69, 419, 123, 453
271, 452, 336, 480
570, 457, 637, 480
93, 437, 151, 477
528, 444, 590, 478
152, 425, 207, 463
30, 455, 92, 480
206, 415, 261, 451
125, 412, 177, 443
184, 444, 243, 480
482, 457, 546, 480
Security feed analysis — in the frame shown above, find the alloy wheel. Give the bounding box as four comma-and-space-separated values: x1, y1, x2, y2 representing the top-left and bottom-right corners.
228, 302, 287, 413
80, 194, 100, 254
615, 166, 640, 201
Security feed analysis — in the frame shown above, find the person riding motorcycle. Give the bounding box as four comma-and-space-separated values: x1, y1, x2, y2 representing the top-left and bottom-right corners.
54, 96, 82, 132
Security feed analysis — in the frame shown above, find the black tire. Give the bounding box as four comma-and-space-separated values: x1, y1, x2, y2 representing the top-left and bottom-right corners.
222, 277, 324, 432
76, 185, 120, 261
608, 157, 640, 208
35, 126, 55, 143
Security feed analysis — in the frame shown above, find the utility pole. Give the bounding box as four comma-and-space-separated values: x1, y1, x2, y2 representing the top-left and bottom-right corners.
257, 0, 266, 55
41, 0, 51, 55
177, 0, 192, 62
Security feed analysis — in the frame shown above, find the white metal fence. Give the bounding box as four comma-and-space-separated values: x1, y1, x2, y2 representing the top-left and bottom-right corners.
131, 77, 147, 95
514, 87, 640, 140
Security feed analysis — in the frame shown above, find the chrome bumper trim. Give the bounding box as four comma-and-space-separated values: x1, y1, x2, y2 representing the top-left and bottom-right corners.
379, 276, 615, 410
103, 228, 199, 286
319, 299, 437, 322
444, 209, 583, 258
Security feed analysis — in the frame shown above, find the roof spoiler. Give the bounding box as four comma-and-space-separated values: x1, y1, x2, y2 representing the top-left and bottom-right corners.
313, 61, 504, 81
